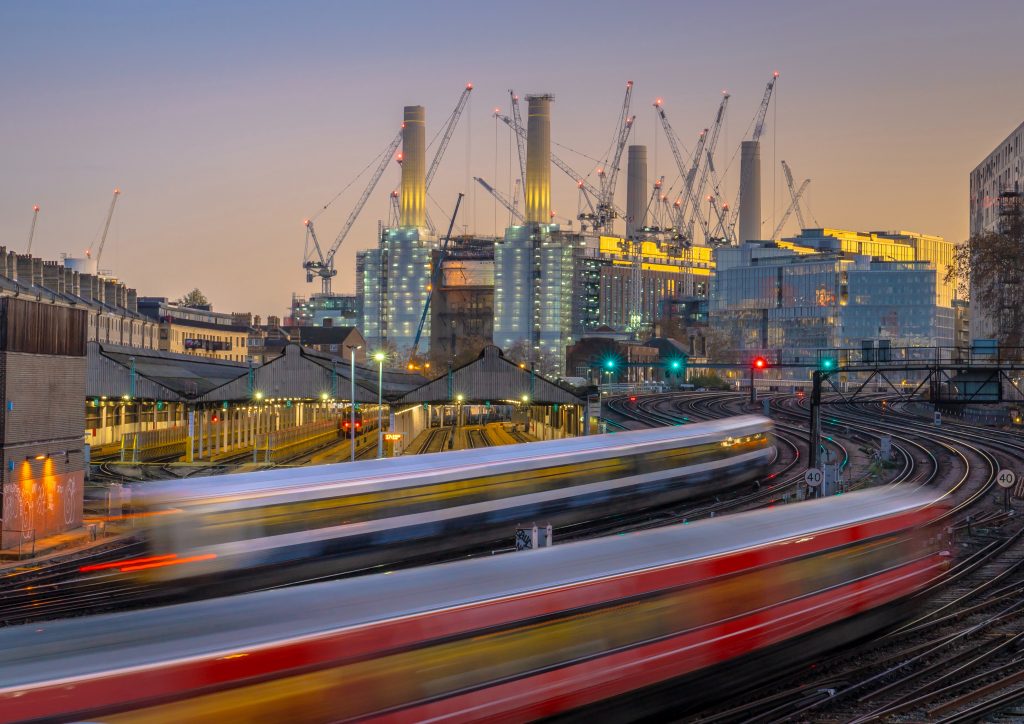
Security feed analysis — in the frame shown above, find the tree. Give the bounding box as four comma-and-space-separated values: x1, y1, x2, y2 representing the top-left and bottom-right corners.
502, 340, 532, 366
176, 288, 210, 308
947, 195, 1024, 349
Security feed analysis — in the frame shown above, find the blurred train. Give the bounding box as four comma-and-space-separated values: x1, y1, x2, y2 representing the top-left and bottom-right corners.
0, 488, 949, 722
125, 416, 773, 592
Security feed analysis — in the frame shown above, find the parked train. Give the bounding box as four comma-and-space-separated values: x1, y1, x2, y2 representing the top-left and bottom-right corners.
122, 416, 773, 592
0, 488, 949, 722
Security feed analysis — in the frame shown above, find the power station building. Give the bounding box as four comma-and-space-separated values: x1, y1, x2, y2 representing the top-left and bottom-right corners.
359, 105, 436, 354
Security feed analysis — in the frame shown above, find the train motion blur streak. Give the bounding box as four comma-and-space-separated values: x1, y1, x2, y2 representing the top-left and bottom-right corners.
0, 489, 948, 723
128, 417, 772, 589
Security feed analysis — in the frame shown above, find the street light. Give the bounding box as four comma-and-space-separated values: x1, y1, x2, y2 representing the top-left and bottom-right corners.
346, 344, 363, 462
373, 350, 386, 458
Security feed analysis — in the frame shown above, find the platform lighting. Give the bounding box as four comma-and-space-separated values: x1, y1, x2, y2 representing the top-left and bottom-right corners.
121, 394, 131, 401
521, 394, 529, 403
320, 392, 329, 401
456, 394, 464, 403
373, 352, 386, 458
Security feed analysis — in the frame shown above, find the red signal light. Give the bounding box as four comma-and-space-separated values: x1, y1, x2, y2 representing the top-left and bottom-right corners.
753, 357, 767, 370
211, 414, 219, 423
629, 396, 637, 402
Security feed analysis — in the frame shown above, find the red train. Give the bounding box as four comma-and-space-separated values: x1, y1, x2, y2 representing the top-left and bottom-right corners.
0, 488, 948, 722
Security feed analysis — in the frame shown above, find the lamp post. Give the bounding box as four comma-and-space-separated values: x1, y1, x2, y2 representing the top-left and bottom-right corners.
373, 351, 386, 458
346, 344, 362, 462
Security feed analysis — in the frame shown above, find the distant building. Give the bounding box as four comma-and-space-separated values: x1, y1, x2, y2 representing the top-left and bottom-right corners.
356, 247, 385, 346
430, 238, 494, 365
0, 247, 158, 350
289, 292, 360, 328
138, 297, 252, 362
593, 236, 712, 330
494, 223, 576, 376
969, 121, 1024, 342
971, 120, 1023, 238
710, 230, 957, 371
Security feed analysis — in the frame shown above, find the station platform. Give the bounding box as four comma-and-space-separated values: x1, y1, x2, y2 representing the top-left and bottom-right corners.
404, 423, 537, 454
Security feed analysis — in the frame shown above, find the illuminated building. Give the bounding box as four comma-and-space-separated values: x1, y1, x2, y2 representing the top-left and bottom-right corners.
594, 236, 712, 330
357, 247, 384, 346
710, 229, 956, 366
494, 223, 574, 375
289, 293, 360, 328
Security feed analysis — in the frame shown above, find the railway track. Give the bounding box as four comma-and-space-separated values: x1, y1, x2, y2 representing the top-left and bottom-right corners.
655, 391, 1024, 723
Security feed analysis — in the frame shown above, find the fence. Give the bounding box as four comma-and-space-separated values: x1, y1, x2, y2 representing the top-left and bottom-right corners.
121, 426, 187, 462
254, 418, 340, 463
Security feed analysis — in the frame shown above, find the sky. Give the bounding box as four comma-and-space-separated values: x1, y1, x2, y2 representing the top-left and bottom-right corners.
2, 0, 1023, 318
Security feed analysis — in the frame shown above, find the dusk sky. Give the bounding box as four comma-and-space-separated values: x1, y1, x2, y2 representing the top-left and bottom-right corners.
2, 0, 1022, 318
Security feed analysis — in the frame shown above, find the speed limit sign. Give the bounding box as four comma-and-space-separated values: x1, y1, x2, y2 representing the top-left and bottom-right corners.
804, 468, 823, 488
996, 469, 1016, 489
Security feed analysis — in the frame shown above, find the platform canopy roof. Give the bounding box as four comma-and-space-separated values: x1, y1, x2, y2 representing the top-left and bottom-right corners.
87, 342, 427, 403
398, 345, 586, 405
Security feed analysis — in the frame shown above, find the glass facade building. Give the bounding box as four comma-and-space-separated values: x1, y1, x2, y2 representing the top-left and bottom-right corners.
356, 247, 384, 346
711, 235, 955, 371
494, 223, 575, 376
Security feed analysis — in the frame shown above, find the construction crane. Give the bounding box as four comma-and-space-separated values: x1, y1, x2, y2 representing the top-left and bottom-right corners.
654, 98, 710, 245
595, 81, 635, 232
303, 129, 402, 294
85, 188, 121, 267
411, 193, 464, 362
474, 177, 524, 225
424, 83, 474, 234
26, 204, 40, 254
721, 71, 779, 243
509, 90, 527, 192
387, 190, 401, 228
692, 92, 731, 242
770, 160, 813, 238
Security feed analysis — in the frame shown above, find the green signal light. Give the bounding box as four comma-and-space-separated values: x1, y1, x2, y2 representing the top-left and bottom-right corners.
604, 358, 616, 370
670, 360, 682, 370
820, 357, 837, 371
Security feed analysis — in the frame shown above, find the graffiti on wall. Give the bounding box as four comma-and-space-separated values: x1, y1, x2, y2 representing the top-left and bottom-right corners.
2, 462, 84, 549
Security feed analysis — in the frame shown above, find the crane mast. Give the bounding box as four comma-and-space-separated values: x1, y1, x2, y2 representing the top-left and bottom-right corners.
780, 160, 807, 229
26, 204, 40, 254
423, 83, 474, 235
87, 188, 121, 266
653, 99, 709, 244
303, 129, 402, 294
770, 160, 813, 238
596, 81, 634, 232
411, 193, 464, 359
508, 90, 527, 193
474, 177, 524, 225
694, 93, 730, 242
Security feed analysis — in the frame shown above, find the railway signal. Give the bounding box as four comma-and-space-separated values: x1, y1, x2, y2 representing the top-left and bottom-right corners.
819, 356, 837, 372
750, 356, 768, 403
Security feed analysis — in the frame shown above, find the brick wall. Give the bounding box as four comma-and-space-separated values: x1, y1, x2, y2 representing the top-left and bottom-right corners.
0, 299, 88, 548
